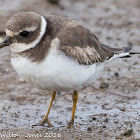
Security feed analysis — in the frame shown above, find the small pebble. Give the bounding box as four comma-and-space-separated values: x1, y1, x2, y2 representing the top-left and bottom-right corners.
104, 118, 109, 122
102, 125, 106, 128
120, 129, 133, 137
92, 117, 96, 121
48, 0, 59, 4
114, 120, 119, 123
99, 82, 109, 89
87, 126, 92, 132
114, 72, 119, 77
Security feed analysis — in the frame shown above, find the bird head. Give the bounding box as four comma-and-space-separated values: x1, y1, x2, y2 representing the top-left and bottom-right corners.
0, 12, 47, 53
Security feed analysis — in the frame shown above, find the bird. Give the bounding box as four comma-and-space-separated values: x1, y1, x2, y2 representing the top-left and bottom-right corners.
0, 12, 139, 128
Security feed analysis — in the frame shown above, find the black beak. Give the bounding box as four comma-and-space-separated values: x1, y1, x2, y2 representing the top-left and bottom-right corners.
0, 37, 12, 49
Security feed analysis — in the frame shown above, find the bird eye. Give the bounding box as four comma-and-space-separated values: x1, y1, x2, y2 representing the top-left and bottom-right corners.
20, 31, 29, 37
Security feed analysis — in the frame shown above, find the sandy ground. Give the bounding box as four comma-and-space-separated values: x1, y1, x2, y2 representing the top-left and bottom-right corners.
0, 0, 140, 139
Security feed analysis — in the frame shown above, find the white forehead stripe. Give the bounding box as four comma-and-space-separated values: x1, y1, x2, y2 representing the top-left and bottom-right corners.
9, 16, 47, 53
24, 26, 38, 32
6, 29, 15, 37
6, 26, 37, 37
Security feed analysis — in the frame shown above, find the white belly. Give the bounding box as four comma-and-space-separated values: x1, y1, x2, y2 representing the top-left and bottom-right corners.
11, 47, 103, 92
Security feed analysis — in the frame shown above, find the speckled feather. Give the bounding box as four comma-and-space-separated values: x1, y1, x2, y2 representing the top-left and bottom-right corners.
5, 12, 131, 92
7, 12, 127, 65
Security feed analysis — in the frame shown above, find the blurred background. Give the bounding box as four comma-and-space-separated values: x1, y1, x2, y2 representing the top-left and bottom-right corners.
0, 0, 140, 48
0, 0, 140, 139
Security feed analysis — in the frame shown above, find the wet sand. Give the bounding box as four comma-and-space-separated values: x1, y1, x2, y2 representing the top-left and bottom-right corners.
0, 0, 140, 139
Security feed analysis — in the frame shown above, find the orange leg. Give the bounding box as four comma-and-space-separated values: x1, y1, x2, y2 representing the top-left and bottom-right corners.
67, 90, 78, 128
39, 92, 56, 127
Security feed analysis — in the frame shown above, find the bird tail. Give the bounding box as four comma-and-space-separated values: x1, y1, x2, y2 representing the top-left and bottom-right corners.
119, 47, 140, 58
101, 44, 140, 60
118, 47, 132, 58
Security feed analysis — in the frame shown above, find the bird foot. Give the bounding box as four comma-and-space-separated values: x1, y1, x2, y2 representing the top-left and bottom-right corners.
32, 118, 54, 127
66, 120, 74, 128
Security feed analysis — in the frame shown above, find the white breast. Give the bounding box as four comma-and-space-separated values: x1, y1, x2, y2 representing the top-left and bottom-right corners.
11, 39, 104, 92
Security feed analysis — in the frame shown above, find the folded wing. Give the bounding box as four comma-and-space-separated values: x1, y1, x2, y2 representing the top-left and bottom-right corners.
57, 24, 130, 65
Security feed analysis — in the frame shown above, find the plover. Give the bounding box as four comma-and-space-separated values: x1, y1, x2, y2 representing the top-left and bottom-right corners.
0, 12, 139, 128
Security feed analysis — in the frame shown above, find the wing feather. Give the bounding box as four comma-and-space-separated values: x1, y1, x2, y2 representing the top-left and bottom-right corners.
57, 21, 127, 65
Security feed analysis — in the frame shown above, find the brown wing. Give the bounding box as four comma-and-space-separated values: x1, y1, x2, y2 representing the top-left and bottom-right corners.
57, 24, 125, 65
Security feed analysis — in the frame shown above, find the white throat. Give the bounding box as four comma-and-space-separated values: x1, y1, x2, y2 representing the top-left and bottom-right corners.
9, 16, 47, 53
